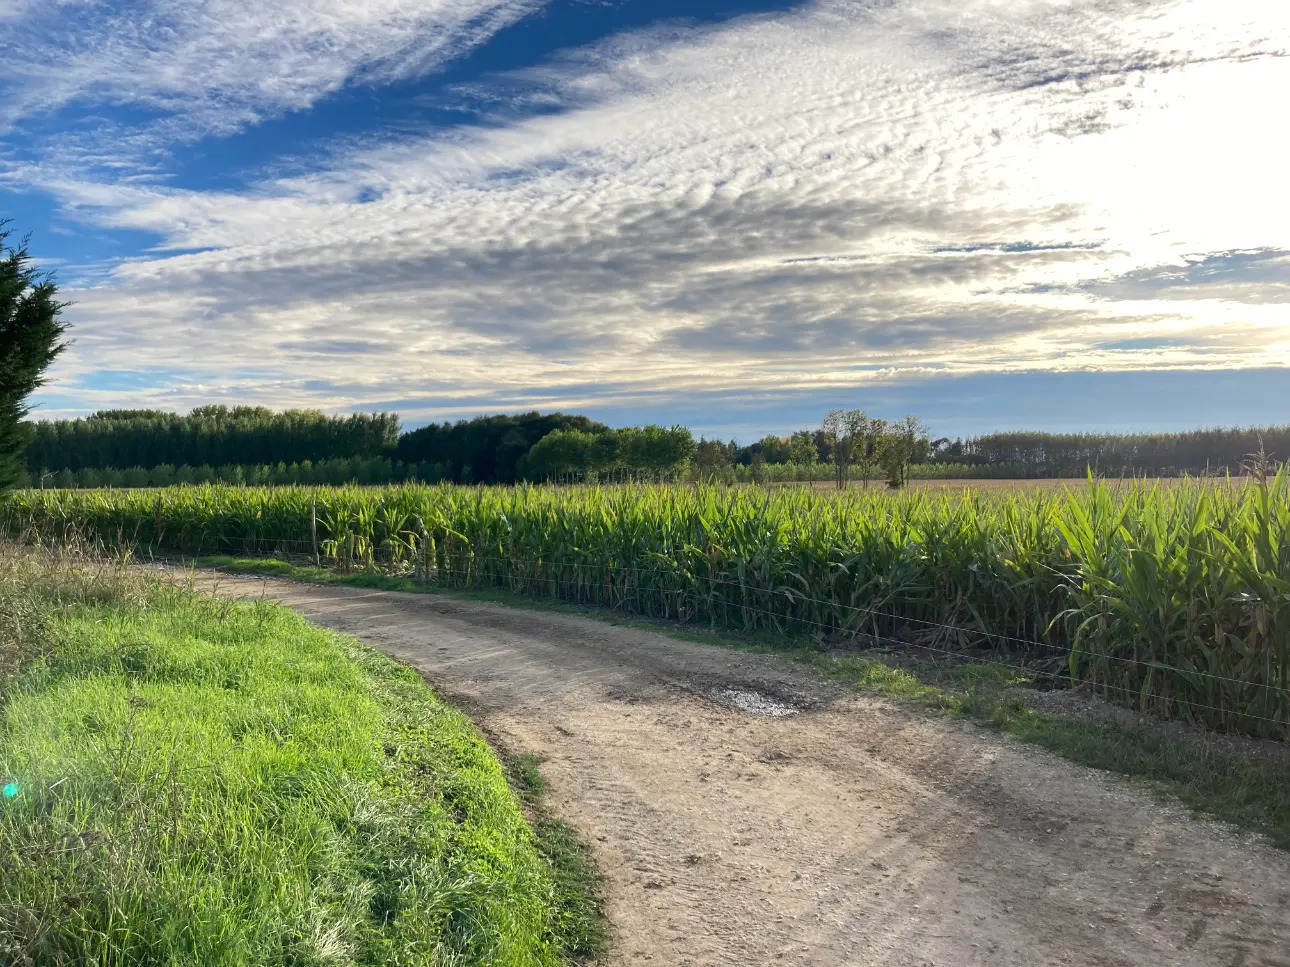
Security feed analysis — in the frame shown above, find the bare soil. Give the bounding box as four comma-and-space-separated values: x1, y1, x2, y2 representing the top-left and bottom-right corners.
204, 573, 1290, 967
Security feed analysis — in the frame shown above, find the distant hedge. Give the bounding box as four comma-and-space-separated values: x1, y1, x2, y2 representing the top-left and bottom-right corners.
25, 406, 398, 473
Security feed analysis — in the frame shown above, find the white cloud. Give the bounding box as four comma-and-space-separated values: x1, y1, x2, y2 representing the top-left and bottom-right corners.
0, 0, 542, 139
14, 0, 1290, 419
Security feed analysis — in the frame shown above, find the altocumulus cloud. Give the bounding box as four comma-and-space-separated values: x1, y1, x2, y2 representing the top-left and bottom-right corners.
4, 0, 1290, 421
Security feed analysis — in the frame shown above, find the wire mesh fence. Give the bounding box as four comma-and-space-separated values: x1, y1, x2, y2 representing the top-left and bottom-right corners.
2, 476, 1287, 736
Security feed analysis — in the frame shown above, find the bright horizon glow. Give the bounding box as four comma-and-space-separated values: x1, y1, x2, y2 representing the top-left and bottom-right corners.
3, 0, 1288, 436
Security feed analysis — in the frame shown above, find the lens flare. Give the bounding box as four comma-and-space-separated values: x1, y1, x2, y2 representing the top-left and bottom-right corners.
2, 783, 18, 798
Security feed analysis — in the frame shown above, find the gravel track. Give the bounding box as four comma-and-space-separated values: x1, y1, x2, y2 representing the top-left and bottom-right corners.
206, 573, 1290, 967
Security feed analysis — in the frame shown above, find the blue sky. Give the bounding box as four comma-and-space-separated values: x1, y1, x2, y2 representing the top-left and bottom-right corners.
3, 0, 1288, 440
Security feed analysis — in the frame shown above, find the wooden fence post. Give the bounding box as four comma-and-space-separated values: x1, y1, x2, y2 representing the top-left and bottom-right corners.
311, 497, 320, 568
411, 515, 428, 584
153, 495, 164, 551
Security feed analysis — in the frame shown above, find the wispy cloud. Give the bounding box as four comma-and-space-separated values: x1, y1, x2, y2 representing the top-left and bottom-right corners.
0, 0, 543, 151
9, 0, 1290, 421
1086, 249, 1290, 304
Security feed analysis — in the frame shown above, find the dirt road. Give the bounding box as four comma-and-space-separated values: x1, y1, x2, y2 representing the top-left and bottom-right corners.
209, 574, 1290, 967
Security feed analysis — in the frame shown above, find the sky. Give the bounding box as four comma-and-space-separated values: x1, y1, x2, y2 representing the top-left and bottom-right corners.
2, 0, 1288, 441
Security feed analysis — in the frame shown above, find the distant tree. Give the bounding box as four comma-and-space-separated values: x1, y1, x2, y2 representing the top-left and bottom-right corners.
398, 411, 607, 484
879, 415, 927, 488
620, 425, 696, 477
26, 406, 401, 475
821, 409, 870, 489
524, 424, 693, 483
958, 429, 1128, 476
756, 434, 792, 464
591, 430, 622, 474
0, 223, 69, 490
929, 437, 963, 462
821, 411, 847, 489
494, 427, 533, 481
88, 409, 172, 421
694, 437, 735, 480
787, 431, 818, 466
525, 429, 599, 481
854, 415, 887, 489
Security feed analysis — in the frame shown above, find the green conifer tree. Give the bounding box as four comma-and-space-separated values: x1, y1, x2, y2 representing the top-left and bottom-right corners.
1, 224, 69, 490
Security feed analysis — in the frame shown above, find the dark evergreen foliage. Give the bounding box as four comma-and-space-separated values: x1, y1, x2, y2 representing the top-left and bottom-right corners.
1, 225, 69, 490
396, 411, 608, 484
25, 406, 400, 473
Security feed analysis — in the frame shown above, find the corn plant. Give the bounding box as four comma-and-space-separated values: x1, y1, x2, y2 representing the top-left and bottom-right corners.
2, 475, 1284, 735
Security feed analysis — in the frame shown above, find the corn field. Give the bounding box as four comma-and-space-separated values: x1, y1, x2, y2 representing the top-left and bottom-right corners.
3, 475, 1287, 736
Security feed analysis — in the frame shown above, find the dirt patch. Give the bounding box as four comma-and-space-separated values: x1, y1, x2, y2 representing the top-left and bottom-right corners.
198, 572, 1290, 967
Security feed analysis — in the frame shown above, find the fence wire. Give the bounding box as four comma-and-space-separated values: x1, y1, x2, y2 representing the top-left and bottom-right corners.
196, 548, 1289, 731
9, 520, 1287, 731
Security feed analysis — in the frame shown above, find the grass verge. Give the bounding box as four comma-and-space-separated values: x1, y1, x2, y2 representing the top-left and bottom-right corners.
196, 555, 1290, 851
506, 755, 606, 962
0, 548, 600, 965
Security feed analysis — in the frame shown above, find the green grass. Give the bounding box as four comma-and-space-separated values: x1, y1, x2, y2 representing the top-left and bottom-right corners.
505, 756, 605, 962
198, 555, 424, 593
197, 554, 1290, 850
0, 549, 602, 965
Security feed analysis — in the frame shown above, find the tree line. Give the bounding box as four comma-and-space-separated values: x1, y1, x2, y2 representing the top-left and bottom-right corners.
24, 407, 400, 474
927, 427, 1290, 477
523, 425, 696, 481
692, 411, 928, 488
698, 420, 1289, 483
21, 409, 700, 487
19, 405, 1289, 491
394, 412, 608, 484
15, 457, 444, 491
